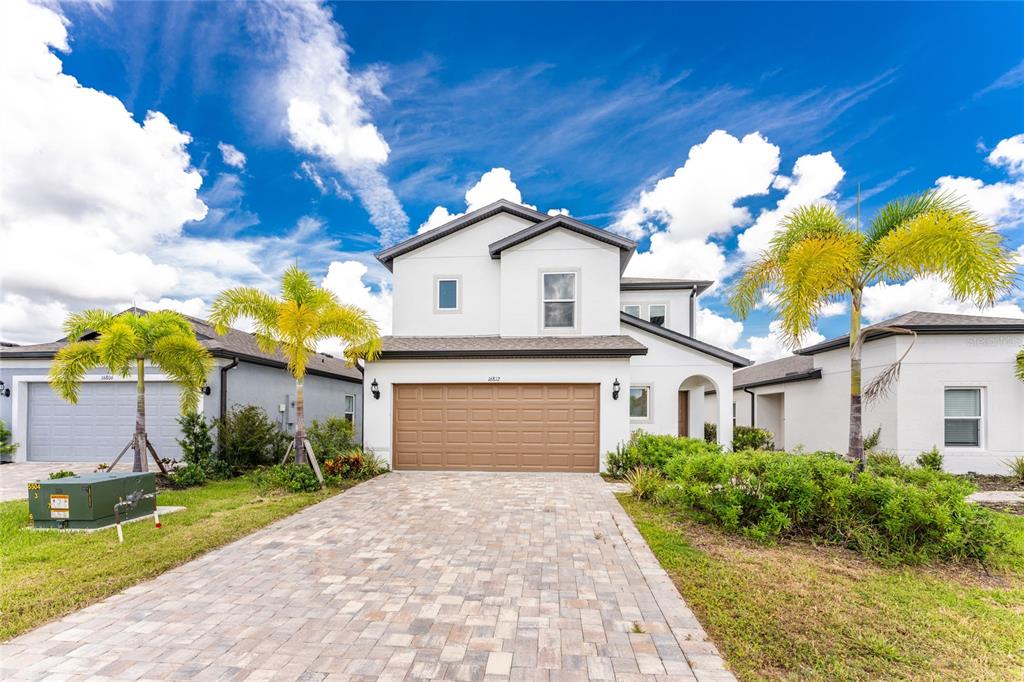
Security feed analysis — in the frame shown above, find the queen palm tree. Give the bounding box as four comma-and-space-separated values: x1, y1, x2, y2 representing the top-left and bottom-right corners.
209, 266, 382, 478
50, 309, 213, 472
730, 190, 1018, 466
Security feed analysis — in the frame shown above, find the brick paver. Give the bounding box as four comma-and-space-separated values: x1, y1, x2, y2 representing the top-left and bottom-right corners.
0, 472, 734, 681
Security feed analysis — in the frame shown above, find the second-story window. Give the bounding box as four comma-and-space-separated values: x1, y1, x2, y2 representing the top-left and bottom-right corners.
623, 304, 641, 317
543, 272, 576, 328
648, 304, 667, 327
437, 278, 459, 311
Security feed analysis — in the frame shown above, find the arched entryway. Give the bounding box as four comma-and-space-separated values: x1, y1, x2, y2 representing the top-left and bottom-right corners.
678, 374, 731, 448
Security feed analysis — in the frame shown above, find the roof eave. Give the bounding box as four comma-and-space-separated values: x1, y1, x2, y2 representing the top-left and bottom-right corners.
734, 369, 823, 391
619, 280, 713, 294
797, 324, 1024, 355
377, 348, 647, 360
487, 216, 638, 274
620, 313, 752, 368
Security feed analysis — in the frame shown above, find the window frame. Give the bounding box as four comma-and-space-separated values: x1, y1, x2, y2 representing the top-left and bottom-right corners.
647, 303, 668, 327
943, 386, 984, 449
434, 275, 462, 313
540, 270, 579, 332
343, 394, 356, 423
622, 304, 641, 318
629, 384, 652, 421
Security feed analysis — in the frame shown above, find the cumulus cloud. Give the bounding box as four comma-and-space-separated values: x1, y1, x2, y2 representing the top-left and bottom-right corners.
318, 260, 393, 355
419, 167, 537, 232
863, 277, 1024, 323
257, 2, 408, 244
935, 132, 1024, 227
695, 309, 825, 364
218, 142, 246, 169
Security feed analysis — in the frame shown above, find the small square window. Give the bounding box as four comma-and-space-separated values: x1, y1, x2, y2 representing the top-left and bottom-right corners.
944, 388, 981, 447
629, 386, 650, 419
437, 279, 458, 310
344, 394, 356, 423
542, 272, 576, 329
648, 304, 667, 327
623, 304, 641, 317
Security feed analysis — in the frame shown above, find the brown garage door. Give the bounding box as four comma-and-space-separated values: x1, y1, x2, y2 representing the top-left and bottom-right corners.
393, 383, 599, 472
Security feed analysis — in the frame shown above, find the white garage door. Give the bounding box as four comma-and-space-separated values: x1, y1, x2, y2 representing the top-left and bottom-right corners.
27, 381, 183, 462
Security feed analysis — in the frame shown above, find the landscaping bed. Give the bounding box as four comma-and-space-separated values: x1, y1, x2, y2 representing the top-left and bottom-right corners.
619, 495, 1024, 681
0, 475, 363, 640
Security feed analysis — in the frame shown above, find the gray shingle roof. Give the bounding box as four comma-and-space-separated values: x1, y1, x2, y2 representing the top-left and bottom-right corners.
619, 277, 713, 293
377, 335, 648, 359
797, 310, 1024, 355
0, 310, 362, 382
732, 355, 820, 390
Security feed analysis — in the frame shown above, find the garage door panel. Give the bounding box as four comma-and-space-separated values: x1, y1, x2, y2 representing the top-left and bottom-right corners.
393, 383, 599, 472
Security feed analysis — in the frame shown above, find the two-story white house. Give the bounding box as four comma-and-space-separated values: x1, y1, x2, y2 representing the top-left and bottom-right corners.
362, 199, 751, 472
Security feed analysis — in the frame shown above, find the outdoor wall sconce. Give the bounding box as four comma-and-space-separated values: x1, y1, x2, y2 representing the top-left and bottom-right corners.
201, 384, 212, 396
612, 378, 621, 400
371, 379, 380, 400
0, 381, 9, 398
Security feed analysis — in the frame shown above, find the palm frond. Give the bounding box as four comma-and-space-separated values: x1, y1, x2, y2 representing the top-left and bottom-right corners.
208, 287, 279, 336
280, 265, 319, 305
865, 189, 964, 246
49, 342, 101, 404
63, 309, 114, 341
728, 255, 780, 319
150, 335, 214, 413
772, 204, 854, 259
867, 205, 1019, 305
862, 327, 917, 405
95, 319, 142, 376
139, 310, 193, 347
318, 304, 384, 363
1016, 346, 1024, 382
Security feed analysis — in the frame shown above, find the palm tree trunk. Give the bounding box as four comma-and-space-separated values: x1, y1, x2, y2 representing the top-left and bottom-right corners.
294, 377, 306, 465
133, 358, 147, 472
848, 290, 865, 467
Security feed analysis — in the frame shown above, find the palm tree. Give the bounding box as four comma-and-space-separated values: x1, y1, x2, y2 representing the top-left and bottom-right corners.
730, 190, 1018, 466
50, 309, 213, 472
1016, 346, 1024, 382
208, 266, 382, 478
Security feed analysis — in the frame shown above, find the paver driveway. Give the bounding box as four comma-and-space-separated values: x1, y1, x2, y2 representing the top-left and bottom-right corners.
1, 472, 733, 681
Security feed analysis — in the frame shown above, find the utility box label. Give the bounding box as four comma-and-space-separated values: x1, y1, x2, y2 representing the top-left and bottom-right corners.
49, 494, 70, 517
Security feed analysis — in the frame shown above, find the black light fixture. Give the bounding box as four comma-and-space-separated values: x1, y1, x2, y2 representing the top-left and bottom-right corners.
201, 384, 212, 396
0, 380, 9, 398
612, 378, 621, 400
370, 379, 380, 400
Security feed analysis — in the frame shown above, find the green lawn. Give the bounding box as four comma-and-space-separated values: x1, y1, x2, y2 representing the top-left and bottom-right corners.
618, 494, 1024, 681
0, 477, 357, 640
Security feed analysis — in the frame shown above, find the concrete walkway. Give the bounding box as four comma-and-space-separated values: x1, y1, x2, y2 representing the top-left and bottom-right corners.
0, 461, 134, 502
1, 472, 733, 681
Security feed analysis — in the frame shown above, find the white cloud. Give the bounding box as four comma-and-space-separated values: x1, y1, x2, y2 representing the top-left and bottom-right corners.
695, 309, 824, 364
935, 132, 1024, 227
0, 294, 71, 345
862, 277, 1024, 323
547, 208, 570, 216
217, 142, 246, 169
695, 308, 744, 350
259, 2, 408, 244
319, 260, 393, 355
419, 167, 536, 233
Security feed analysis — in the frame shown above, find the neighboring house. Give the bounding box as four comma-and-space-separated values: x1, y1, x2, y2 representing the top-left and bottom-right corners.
720, 311, 1024, 474
0, 311, 363, 463
363, 199, 750, 472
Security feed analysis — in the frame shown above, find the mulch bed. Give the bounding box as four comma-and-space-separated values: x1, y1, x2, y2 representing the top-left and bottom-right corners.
962, 474, 1024, 492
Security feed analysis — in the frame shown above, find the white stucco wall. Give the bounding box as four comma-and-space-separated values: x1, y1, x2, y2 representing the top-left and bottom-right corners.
622, 323, 735, 449
620, 289, 694, 336
390, 212, 535, 336
500, 228, 622, 337
361, 357, 631, 470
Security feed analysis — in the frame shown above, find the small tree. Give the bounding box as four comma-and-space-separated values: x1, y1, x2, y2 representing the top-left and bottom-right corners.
50, 310, 213, 472
731, 190, 1018, 466
209, 266, 381, 479
0, 419, 19, 461
177, 412, 215, 469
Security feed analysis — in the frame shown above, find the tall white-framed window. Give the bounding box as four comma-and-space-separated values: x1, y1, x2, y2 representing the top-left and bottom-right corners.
542, 272, 577, 329
623, 304, 641, 318
944, 387, 982, 447
629, 385, 650, 420
435, 276, 460, 312
343, 394, 356, 423
648, 304, 667, 327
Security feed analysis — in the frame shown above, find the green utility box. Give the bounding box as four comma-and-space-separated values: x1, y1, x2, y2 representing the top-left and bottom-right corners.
28, 472, 156, 530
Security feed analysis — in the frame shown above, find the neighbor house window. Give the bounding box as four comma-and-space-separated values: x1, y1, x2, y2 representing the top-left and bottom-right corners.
543, 272, 576, 328
629, 386, 650, 419
944, 388, 982, 447
648, 304, 667, 327
436, 278, 459, 311
344, 394, 356, 423
623, 304, 641, 318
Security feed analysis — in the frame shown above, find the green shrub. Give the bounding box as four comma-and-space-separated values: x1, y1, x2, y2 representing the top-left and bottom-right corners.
177, 411, 217, 472
864, 426, 882, 452
1004, 456, 1024, 482
606, 430, 722, 477
625, 466, 663, 500
916, 446, 944, 472
308, 417, 356, 460
168, 463, 207, 488
215, 405, 289, 470
866, 450, 903, 473
733, 425, 774, 451
250, 464, 320, 493
0, 419, 18, 459
704, 422, 717, 444
48, 470, 76, 480
656, 449, 1003, 564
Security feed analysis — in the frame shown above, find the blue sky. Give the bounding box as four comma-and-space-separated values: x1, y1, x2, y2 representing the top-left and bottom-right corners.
3, 1, 1023, 358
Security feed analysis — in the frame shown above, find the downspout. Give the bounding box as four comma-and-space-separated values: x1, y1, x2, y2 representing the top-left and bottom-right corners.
356, 359, 366, 447
219, 357, 239, 421
743, 388, 756, 427
688, 289, 696, 337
